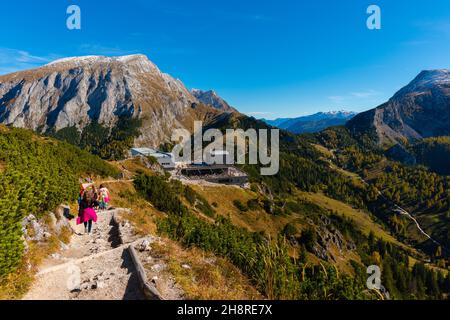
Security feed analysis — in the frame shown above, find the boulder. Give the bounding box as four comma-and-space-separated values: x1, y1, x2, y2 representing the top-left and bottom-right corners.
137, 238, 152, 252
151, 264, 166, 273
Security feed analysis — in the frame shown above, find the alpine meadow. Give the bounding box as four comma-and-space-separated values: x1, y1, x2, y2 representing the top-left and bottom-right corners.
0, 0, 449, 307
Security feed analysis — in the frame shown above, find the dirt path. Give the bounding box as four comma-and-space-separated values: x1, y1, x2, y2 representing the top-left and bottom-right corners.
358, 176, 443, 247
23, 209, 145, 300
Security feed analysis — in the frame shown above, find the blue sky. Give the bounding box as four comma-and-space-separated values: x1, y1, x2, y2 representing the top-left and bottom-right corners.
0, 0, 449, 119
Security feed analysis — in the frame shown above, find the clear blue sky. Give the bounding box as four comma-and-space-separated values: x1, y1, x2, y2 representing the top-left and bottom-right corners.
0, 0, 449, 119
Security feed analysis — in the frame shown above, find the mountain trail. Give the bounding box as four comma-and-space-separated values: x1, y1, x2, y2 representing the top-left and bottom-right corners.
23, 209, 145, 300
357, 176, 445, 249
325, 160, 444, 250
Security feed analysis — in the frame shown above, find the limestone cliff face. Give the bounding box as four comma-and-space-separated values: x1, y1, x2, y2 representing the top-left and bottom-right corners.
0, 54, 220, 147
191, 89, 237, 113
347, 70, 450, 144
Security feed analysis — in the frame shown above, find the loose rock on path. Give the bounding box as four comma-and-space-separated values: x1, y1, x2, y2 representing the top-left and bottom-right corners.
23, 209, 145, 300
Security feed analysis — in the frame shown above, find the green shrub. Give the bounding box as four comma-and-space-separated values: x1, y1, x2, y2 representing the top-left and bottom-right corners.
50, 117, 142, 161
133, 174, 188, 216
0, 127, 118, 277
182, 185, 215, 217
282, 223, 298, 238
247, 199, 260, 211
300, 228, 317, 252
233, 200, 248, 212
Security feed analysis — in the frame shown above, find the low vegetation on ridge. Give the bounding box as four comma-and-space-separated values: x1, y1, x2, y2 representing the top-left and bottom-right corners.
0, 126, 118, 280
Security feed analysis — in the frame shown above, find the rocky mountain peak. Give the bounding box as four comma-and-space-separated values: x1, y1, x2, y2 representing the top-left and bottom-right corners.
347, 69, 450, 144
0, 54, 223, 148
392, 69, 450, 100
43, 54, 161, 75
414, 69, 450, 84
191, 89, 237, 112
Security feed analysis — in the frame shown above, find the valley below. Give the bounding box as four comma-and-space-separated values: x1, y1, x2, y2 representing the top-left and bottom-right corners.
0, 55, 449, 301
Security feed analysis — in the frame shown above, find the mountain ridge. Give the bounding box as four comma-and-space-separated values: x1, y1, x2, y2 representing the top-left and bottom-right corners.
0, 54, 222, 149
347, 69, 450, 144
263, 111, 357, 134
191, 89, 237, 113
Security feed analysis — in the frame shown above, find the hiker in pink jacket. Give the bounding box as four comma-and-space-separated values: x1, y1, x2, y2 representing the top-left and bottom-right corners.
77, 190, 98, 234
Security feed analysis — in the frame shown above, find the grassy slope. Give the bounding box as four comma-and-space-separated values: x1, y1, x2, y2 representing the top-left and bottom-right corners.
103, 161, 261, 300
102, 155, 450, 300
105, 154, 445, 297
361, 154, 447, 247
190, 184, 287, 235
299, 192, 400, 246
188, 184, 362, 274
313, 143, 425, 252
0, 127, 118, 298
107, 159, 367, 294
188, 177, 423, 274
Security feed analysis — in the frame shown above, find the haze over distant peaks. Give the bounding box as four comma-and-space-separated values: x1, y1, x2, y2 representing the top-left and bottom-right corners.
263, 110, 358, 134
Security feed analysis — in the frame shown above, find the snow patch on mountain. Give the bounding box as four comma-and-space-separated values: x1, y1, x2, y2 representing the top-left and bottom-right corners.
45, 54, 160, 74
348, 69, 450, 144
0, 54, 212, 148
263, 111, 358, 134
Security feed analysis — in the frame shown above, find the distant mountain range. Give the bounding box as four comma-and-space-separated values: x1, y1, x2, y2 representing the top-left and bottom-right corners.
262, 111, 358, 134
1, 54, 450, 299
0, 53, 448, 148
347, 69, 450, 144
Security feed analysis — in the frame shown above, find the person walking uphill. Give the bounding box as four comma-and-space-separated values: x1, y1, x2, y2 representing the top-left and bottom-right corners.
77, 191, 99, 235
99, 184, 111, 210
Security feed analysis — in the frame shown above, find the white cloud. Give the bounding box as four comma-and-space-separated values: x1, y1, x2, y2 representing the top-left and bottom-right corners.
0, 48, 59, 75
329, 89, 381, 103
350, 89, 380, 98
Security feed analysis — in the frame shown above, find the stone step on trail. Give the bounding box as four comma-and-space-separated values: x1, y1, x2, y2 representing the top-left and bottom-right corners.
23, 208, 145, 300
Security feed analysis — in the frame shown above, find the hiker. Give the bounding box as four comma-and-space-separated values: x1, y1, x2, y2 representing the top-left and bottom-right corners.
79, 181, 94, 201
78, 185, 84, 206
77, 190, 99, 235
92, 186, 100, 210
99, 184, 111, 210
